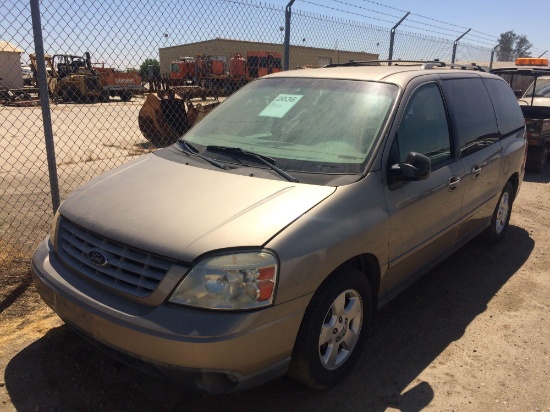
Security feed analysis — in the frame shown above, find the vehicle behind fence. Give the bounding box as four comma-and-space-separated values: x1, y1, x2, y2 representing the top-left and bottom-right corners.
1, 0, 505, 257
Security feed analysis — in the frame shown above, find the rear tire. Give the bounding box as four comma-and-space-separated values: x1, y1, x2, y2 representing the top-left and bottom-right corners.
99, 89, 110, 103
526, 146, 548, 173
483, 181, 514, 243
288, 268, 372, 389
120, 91, 132, 101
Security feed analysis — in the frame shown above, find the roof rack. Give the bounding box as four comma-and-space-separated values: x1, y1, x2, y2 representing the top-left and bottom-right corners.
324, 60, 486, 72
324, 60, 439, 68
444, 62, 487, 72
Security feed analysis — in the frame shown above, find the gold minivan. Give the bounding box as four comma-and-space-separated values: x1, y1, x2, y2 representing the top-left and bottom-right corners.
32, 61, 526, 393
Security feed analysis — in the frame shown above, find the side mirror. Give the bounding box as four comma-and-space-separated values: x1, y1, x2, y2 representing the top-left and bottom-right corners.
389, 152, 431, 182
513, 90, 523, 98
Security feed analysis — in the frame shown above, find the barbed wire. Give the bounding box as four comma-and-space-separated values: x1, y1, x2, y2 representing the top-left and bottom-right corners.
303, 0, 492, 43
356, 0, 500, 42
330, 0, 467, 36
301, 0, 499, 46
299, 0, 396, 26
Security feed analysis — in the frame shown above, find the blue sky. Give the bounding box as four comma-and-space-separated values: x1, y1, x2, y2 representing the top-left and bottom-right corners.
278, 0, 549, 55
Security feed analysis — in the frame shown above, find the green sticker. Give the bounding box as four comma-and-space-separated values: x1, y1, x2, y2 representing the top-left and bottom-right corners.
258, 94, 303, 118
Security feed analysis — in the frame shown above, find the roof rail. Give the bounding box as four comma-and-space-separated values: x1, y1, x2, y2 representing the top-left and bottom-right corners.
445, 62, 487, 72
324, 59, 486, 72
324, 60, 444, 68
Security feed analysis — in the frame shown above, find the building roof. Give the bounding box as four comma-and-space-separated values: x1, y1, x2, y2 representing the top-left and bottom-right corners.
0, 41, 24, 53
160, 37, 375, 56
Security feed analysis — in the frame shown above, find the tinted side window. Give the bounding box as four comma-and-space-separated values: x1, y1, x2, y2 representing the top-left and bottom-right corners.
396, 83, 451, 168
483, 78, 525, 135
441, 78, 499, 157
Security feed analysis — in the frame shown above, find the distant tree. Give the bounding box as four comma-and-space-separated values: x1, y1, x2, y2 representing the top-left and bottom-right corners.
497, 31, 532, 61
139, 58, 160, 80
514, 35, 533, 58
497, 31, 516, 61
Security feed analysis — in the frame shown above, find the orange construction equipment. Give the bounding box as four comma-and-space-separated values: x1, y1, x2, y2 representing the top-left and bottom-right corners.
93, 63, 143, 101
229, 53, 246, 77
246, 51, 282, 78
169, 57, 197, 85
169, 51, 282, 89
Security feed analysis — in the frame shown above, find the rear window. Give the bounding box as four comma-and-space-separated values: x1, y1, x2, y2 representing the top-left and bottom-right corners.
483, 78, 525, 136
441, 78, 499, 157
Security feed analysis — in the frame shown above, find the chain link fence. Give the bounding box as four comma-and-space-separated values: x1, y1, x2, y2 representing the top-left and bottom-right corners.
1, 0, 501, 258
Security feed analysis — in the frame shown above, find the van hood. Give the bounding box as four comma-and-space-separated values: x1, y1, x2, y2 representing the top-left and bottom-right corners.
60, 154, 335, 261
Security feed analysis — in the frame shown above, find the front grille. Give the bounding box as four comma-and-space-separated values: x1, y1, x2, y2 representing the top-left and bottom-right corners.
57, 217, 176, 297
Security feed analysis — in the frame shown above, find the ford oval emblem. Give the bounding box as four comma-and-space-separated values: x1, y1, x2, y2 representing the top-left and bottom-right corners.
88, 249, 108, 267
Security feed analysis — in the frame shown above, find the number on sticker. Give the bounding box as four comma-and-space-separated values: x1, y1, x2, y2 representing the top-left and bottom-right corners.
275, 96, 297, 103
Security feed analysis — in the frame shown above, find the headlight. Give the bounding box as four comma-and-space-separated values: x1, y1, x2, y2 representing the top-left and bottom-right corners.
49, 208, 62, 247
169, 251, 278, 310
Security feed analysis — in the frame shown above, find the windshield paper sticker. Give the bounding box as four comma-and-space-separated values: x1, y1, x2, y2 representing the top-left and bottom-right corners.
258, 94, 303, 118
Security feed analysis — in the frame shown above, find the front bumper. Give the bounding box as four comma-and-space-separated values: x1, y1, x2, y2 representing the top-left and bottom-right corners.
31, 239, 310, 393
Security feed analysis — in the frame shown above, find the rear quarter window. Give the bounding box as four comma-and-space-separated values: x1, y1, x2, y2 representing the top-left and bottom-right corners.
441, 77, 499, 157
482, 78, 525, 135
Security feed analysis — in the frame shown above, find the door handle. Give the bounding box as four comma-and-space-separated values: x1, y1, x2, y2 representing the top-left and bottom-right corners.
471, 165, 482, 178
448, 176, 461, 191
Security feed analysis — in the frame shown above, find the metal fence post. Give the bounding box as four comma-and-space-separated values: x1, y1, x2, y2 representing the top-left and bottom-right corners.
489, 43, 500, 70
451, 29, 471, 64
283, 0, 295, 70
388, 12, 409, 64
30, 0, 61, 214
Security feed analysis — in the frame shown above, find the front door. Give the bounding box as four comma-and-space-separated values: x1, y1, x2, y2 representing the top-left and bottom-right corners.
383, 82, 465, 291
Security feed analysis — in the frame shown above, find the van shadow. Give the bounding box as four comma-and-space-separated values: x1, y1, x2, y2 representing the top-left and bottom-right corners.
523, 166, 550, 183
5, 226, 533, 412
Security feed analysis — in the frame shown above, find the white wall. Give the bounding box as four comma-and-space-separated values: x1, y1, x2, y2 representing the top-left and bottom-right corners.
0, 51, 23, 89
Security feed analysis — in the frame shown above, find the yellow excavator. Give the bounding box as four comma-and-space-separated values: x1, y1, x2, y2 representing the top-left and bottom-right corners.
29, 52, 101, 102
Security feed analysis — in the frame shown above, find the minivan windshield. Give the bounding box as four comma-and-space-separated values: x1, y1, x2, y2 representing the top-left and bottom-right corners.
183, 77, 398, 174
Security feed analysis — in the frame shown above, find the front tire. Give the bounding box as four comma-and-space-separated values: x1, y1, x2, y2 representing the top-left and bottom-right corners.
484, 181, 514, 243
288, 268, 372, 389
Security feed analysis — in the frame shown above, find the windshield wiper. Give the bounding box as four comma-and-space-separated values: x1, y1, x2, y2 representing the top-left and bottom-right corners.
176, 140, 227, 170
207, 145, 299, 183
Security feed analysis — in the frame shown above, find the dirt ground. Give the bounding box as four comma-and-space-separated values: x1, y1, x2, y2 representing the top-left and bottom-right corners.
1, 169, 550, 411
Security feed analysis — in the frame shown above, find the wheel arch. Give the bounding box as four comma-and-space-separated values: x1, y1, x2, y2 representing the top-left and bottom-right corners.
507, 172, 521, 200
320, 253, 381, 310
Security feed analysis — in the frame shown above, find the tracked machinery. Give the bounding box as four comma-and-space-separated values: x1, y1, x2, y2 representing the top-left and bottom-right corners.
138, 85, 220, 147
29, 52, 101, 102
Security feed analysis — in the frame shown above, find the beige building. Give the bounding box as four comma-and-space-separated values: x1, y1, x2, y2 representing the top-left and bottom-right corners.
0, 41, 24, 89
159, 38, 378, 74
